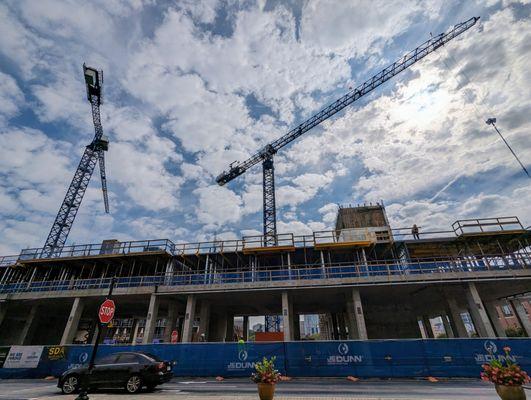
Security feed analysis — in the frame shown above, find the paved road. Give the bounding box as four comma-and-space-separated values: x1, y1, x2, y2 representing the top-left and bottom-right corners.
0, 377, 527, 399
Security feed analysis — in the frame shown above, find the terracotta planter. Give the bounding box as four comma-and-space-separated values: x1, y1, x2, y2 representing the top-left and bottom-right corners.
257, 382, 276, 400
495, 384, 526, 400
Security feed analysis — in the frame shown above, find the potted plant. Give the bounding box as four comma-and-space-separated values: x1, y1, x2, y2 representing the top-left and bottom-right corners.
251, 356, 281, 400
481, 346, 530, 400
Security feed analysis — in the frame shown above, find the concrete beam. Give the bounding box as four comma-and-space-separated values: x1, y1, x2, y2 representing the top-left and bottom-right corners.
352, 288, 368, 340
511, 300, 531, 337
143, 294, 160, 344
182, 294, 197, 342
465, 283, 496, 337
60, 297, 85, 345
282, 291, 293, 341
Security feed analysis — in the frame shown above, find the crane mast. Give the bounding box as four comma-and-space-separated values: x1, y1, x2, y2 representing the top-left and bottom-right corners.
41, 64, 110, 258
216, 17, 479, 245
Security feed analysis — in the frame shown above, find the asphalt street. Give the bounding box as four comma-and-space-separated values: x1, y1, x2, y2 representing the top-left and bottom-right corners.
0, 377, 528, 399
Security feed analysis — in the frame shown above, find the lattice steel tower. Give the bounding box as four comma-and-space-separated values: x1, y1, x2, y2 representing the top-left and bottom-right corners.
41, 64, 109, 258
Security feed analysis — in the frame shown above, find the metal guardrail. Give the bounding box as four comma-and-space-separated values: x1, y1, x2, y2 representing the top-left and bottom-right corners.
14, 239, 175, 262
0, 217, 527, 267
1, 254, 529, 295
452, 216, 523, 235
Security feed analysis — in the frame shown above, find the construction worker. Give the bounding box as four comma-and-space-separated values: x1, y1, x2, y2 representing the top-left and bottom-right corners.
412, 224, 420, 240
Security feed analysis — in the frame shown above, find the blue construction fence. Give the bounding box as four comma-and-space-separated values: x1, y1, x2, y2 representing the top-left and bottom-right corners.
0, 338, 530, 379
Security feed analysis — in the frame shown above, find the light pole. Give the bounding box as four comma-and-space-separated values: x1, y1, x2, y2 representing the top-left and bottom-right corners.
486, 118, 530, 178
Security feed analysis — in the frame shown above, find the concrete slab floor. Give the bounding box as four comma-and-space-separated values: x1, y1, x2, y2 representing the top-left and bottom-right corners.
1, 378, 530, 399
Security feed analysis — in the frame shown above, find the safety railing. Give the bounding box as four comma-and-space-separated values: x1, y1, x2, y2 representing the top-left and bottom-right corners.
452, 216, 524, 235
15, 239, 175, 261
0, 255, 18, 268
1, 253, 529, 295
243, 233, 295, 250
314, 228, 376, 246
2, 216, 528, 264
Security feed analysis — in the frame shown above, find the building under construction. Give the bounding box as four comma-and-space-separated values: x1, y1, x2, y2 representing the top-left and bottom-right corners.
0, 204, 530, 347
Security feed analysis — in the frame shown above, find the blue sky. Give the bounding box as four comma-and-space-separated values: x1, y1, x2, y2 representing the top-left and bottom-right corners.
0, 0, 530, 255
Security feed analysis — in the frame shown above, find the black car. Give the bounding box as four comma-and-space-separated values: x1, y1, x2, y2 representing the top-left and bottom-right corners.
58, 351, 173, 394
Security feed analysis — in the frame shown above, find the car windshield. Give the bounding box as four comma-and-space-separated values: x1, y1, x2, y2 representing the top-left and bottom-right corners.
141, 353, 163, 362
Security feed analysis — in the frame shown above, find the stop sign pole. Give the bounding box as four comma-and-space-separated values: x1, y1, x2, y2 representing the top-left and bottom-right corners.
76, 277, 116, 400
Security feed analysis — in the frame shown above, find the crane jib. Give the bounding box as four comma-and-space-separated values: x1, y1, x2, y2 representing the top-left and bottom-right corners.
216, 16, 479, 185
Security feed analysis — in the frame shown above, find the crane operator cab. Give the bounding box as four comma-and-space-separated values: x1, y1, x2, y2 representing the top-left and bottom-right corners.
83, 63, 102, 103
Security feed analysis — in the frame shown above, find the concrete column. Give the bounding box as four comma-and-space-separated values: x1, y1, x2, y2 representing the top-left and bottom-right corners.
352, 288, 368, 340
164, 302, 179, 342
182, 295, 196, 343
19, 305, 39, 345
60, 297, 85, 345
484, 302, 506, 337
465, 283, 496, 337
131, 320, 140, 345
330, 313, 339, 340
446, 298, 468, 338
225, 314, 234, 341
423, 316, 435, 338
198, 301, 211, 341
512, 300, 531, 337
242, 315, 248, 341
338, 313, 348, 340
282, 291, 293, 341
143, 294, 160, 344
213, 313, 228, 342
346, 302, 358, 339
0, 303, 7, 328
293, 314, 301, 340
320, 251, 326, 277
441, 314, 455, 338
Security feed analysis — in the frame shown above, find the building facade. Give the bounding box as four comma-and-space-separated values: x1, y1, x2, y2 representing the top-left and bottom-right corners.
0, 206, 530, 346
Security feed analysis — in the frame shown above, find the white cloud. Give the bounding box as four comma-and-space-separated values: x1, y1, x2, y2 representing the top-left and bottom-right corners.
194, 185, 242, 226
301, 0, 441, 58
0, 71, 24, 120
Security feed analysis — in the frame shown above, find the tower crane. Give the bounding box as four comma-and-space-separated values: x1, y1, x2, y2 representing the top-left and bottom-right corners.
41, 64, 109, 258
216, 17, 480, 246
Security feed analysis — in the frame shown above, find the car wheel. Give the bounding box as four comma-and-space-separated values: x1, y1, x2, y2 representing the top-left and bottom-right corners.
125, 374, 143, 394
61, 374, 79, 394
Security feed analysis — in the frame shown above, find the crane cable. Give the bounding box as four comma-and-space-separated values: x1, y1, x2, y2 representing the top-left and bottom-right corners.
439, 36, 530, 179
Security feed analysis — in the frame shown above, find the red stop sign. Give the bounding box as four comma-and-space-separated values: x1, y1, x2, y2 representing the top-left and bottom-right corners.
98, 299, 115, 324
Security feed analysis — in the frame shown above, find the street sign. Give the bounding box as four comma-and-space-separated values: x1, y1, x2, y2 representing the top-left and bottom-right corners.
171, 330, 178, 344
98, 299, 115, 324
